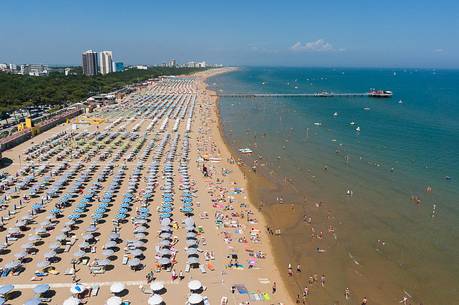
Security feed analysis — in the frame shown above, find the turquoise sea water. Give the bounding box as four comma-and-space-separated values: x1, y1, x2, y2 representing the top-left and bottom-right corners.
210, 67, 459, 304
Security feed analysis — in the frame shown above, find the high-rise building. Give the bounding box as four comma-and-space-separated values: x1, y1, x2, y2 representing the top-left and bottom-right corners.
82, 50, 99, 76
99, 51, 113, 75
113, 62, 124, 72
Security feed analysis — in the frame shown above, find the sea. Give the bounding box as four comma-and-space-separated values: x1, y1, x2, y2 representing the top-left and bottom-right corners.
209, 67, 459, 305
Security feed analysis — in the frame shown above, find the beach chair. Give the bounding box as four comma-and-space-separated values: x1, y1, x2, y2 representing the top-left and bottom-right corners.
64, 267, 75, 275
64, 244, 71, 252
203, 296, 210, 305
122, 255, 129, 265
40, 298, 52, 303
199, 264, 206, 274
185, 264, 190, 273
91, 284, 100, 296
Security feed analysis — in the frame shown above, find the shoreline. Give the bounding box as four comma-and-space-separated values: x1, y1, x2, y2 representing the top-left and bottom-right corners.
195, 67, 296, 304
196, 68, 298, 304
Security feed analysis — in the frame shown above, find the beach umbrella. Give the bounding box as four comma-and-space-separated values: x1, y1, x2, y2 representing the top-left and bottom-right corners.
0, 284, 14, 295
149, 281, 165, 292
158, 257, 170, 266
7, 227, 20, 234
85, 225, 97, 232
128, 258, 141, 267
102, 249, 114, 256
68, 214, 80, 220
109, 232, 120, 240
33, 284, 50, 294
104, 241, 117, 248
159, 232, 172, 239
14, 251, 27, 259
24, 298, 41, 305
70, 283, 86, 293
186, 248, 198, 255
188, 280, 202, 291
159, 213, 172, 219
133, 226, 146, 233
35, 227, 47, 234
188, 294, 203, 304
159, 248, 171, 256
48, 242, 60, 250
188, 257, 199, 265
129, 249, 143, 257
120, 203, 130, 208
110, 282, 125, 294
159, 240, 171, 247
63, 297, 80, 305
118, 208, 128, 214
134, 232, 146, 239
43, 251, 56, 259
132, 240, 144, 248
21, 242, 33, 249
92, 214, 103, 220
36, 260, 50, 268
82, 234, 93, 241
106, 296, 122, 305
187, 232, 197, 238
56, 234, 67, 241
147, 294, 163, 305
160, 218, 171, 226
73, 250, 86, 258
50, 208, 61, 214
31, 204, 43, 210
96, 259, 110, 266
186, 239, 197, 246
79, 242, 90, 248
184, 217, 194, 227
115, 213, 127, 220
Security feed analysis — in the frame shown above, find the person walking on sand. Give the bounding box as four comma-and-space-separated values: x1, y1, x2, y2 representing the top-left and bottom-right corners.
296, 264, 301, 272
345, 288, 350, 300
288, 264, 293, 276
320, 274, 326, 287
400, 296, 408, 305
272, 282, 277, 294
361, 297, 368, 305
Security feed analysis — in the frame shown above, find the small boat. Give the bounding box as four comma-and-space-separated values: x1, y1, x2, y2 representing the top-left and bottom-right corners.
356, 126, 361, 132
363, 107, 371, 111
313, 122, 322, 126
333, 112, 338, 117
350, 122, 355, 125
238, 148, 253, 154
368, 90, 393, 98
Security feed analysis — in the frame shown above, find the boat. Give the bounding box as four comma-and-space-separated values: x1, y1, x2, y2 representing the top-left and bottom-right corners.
238, 148, 253, 154
333, 112, 338, 117
368, 90, 393, 98
355, 126, 361, 132
313, 122, 322, 126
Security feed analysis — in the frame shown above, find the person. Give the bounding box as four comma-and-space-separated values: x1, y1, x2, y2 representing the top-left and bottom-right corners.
303, 287, 309, 297
179, 270, 184, 280
400, 296, 408, 305
361, 297, 368, 305
345, 288, 350, 300
320, 274, 326, 287
288, 264, 293, 276
296, 264, 301, 272
272, 282, 277, 294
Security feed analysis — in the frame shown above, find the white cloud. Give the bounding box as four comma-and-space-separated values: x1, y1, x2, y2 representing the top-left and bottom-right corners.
290, 39, 337, 52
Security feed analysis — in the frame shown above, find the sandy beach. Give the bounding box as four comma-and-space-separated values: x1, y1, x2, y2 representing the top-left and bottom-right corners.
0, 67, 294, 305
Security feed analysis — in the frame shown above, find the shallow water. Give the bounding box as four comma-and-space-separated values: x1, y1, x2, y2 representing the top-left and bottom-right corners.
210, 67, 459, 304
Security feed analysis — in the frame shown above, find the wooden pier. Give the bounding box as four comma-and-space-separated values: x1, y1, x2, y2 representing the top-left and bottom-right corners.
214, 92, 372, 98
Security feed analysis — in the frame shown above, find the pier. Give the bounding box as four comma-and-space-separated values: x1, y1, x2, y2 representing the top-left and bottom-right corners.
214, 92, 374, 98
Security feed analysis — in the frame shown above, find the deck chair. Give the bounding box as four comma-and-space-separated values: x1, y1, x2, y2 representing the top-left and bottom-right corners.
199, 264, 206, 274
91, 284, 100, 296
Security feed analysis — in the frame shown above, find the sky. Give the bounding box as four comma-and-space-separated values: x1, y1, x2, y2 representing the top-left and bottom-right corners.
1, 0, 459, 68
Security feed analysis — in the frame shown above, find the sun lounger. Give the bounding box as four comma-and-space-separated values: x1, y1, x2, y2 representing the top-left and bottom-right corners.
31, 276, 43, 281
185, 264, 190, 273
199, 264, 206, 273
203, 296, 210, 305
40, 298, 52, 303
64, 244, 71, 252
140, 285, 153, 294
48, 269, 60, 275
91, 284, 99, 296
122, 255, 129, 265
64, 268, 75, 275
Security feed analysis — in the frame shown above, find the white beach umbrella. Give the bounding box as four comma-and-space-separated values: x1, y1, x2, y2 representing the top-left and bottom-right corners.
110, 282, 125, 294
63, 297, 80, 305
149, 281, 164, 291
188, 294, 203, 304
106, 296, 122, 305
188, 280, 202, 291
148, 294, 163, 305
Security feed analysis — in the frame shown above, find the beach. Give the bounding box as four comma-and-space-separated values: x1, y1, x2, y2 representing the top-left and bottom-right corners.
0, 67, 294, 305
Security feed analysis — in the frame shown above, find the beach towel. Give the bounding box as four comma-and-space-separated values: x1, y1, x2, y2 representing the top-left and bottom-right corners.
234, 284, 248, 294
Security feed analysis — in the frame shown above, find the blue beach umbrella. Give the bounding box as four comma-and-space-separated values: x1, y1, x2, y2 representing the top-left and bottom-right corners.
120, 203, 130, 208
101, 198, 112, 203
50, 208, 61, 214
116, 213, 127, 219
159, 207, 172, 213
181, 207, 193, 213
68, 214, 80, 220
24, 298, 41, 305
160, 213, 172, 219
118, 208, 128, 214
31, 204, 43, 210
163, 197, 173, 203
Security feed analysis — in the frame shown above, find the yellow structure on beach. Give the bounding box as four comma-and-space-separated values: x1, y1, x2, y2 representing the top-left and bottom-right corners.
17, 117, 40, 135
74, 117, 106, 125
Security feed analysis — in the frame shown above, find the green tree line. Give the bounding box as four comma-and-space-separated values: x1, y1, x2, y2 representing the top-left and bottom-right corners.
0, 67, 206, 113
